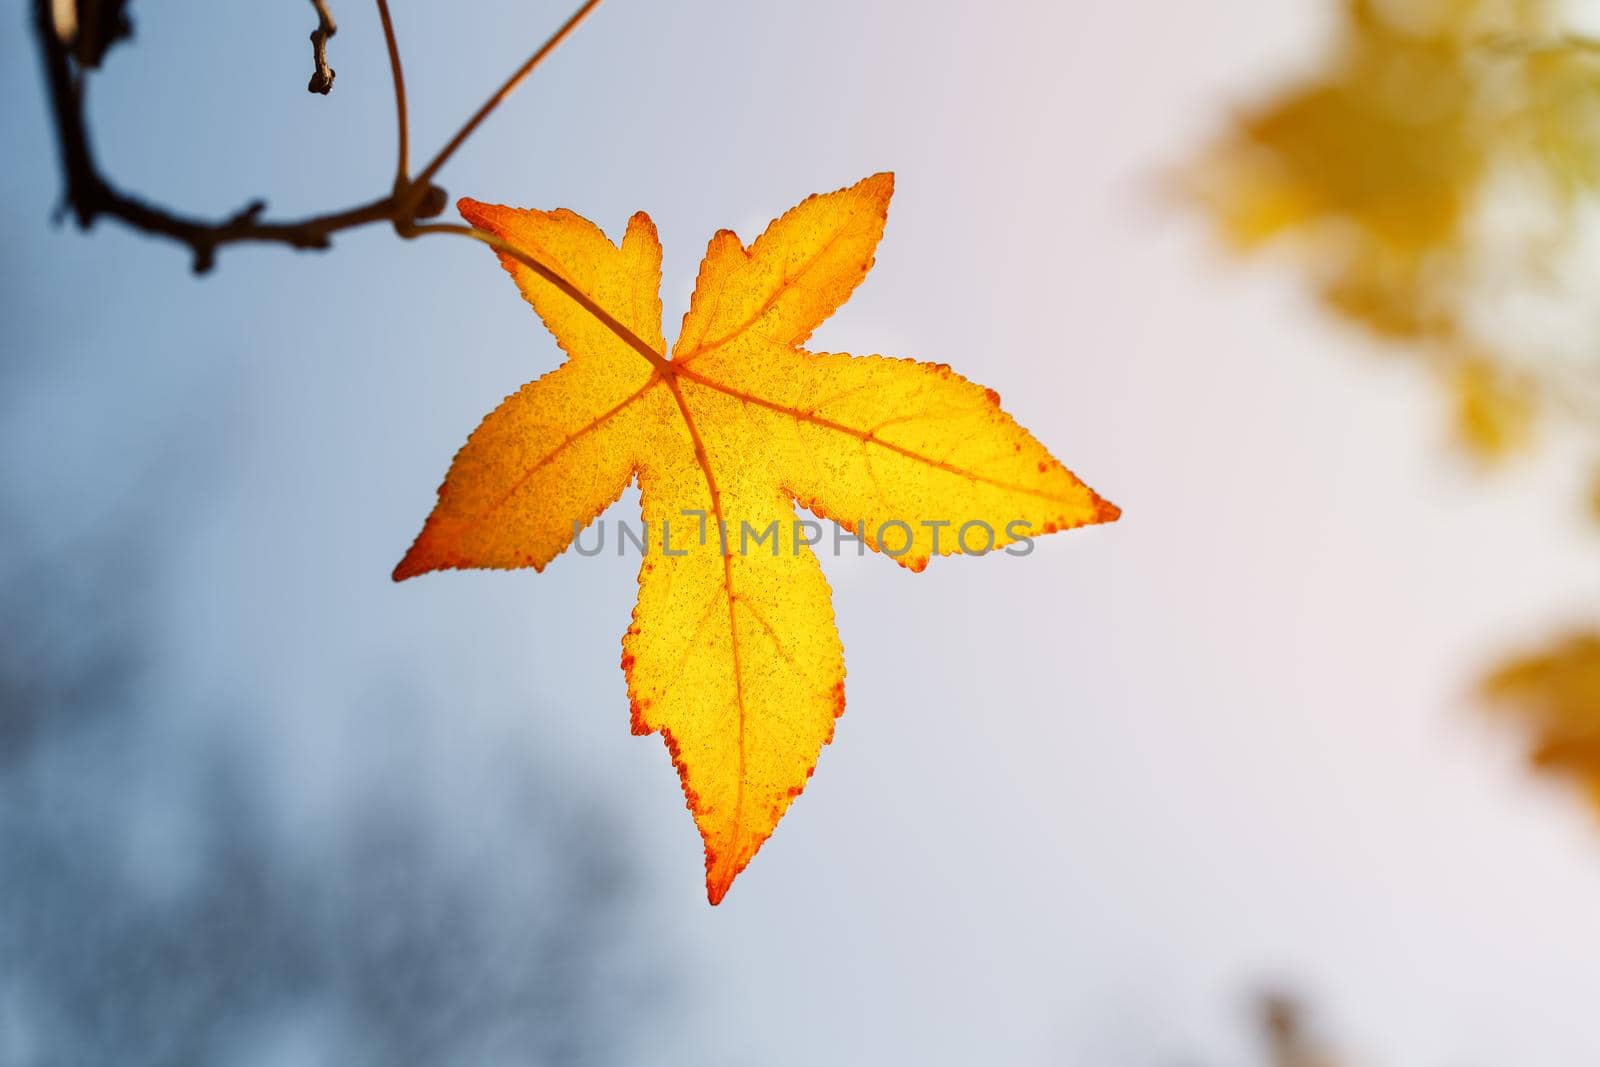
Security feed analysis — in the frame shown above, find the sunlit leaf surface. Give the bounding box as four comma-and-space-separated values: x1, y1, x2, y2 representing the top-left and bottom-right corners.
396, 176, 1118, 902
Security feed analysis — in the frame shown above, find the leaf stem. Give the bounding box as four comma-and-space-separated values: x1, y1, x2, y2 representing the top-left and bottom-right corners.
405, 221, 671, 374
410, 0, 605, 194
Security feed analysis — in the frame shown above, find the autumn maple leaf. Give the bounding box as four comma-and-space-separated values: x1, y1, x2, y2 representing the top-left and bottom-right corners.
395, 174, 1118, 903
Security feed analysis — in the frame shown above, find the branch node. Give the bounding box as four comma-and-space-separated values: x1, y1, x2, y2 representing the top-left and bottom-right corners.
228, 199, 268, 226
415, 184, 449, 219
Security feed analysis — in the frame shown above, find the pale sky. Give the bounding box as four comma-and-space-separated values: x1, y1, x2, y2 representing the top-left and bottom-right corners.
4, 1, 1599, 1064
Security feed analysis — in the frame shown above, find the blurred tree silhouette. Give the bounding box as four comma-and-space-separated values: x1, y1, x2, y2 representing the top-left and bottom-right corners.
0, 492, 666, 1065
1, 742, 654, 1065
0, 507, 143, 765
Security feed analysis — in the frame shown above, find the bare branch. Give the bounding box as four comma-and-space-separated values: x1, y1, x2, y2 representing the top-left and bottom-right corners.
29, 0, 438, 273
308, 0, 337, 94
28, 0, 598, 274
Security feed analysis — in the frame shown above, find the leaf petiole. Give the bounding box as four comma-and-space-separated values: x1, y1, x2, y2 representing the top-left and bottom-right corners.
404, 221, 672, 375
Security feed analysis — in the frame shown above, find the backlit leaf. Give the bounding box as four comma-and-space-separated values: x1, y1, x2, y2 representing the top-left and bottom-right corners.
396, 175, 1118, 902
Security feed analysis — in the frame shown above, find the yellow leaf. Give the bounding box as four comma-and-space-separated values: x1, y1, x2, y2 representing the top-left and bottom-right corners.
396, 175, 1118, 903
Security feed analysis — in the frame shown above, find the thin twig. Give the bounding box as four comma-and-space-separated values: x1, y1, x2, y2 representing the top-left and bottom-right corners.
308, 0, 337, 94
374, 0, 410, 184
411, 0, 605, 194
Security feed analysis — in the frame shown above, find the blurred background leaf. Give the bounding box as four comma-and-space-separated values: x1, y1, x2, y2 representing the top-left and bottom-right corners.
1190, 0, 1600, 466
1485, 631, 1600, 808
1190, 0, 1600, 822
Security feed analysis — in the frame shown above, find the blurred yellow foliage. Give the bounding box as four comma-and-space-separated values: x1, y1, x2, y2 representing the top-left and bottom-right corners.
1199, 0, 1600, 829
1207, 6, 1479, 257
1485, 633, 1600, 805
1452, 358, 1535, 456
1192, 0, 1600, 464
